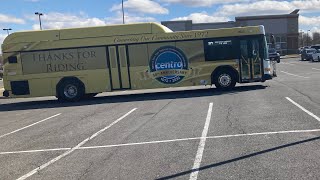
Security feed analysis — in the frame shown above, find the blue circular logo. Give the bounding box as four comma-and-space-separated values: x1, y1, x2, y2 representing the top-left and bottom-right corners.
150, 46, 188, 84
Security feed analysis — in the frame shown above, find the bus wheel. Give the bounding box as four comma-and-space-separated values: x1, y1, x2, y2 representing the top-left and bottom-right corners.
214, 71, 236, 90
57, 79, 84, 102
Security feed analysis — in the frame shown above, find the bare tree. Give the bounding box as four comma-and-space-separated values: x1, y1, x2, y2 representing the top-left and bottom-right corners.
312, 32, 320, 45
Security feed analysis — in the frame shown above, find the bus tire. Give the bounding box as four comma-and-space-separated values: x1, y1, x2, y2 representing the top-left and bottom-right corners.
214, 70, 236, 90
57, 78, 85, 102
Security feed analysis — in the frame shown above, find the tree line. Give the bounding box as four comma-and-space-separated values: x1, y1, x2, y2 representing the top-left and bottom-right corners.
300, 32, 320, 47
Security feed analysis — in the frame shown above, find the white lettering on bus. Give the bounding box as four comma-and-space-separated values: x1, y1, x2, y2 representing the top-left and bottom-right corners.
155, 61, 183, 69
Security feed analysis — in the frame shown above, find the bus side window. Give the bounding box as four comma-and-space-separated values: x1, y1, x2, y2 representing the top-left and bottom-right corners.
204, 38, 237, 61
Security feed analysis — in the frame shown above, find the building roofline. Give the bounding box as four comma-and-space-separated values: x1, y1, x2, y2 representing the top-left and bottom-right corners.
236, 13, 299, 21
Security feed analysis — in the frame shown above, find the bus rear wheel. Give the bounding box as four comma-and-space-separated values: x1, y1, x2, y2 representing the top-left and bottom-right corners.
57, 79, 84, 102
214, 71, 236, 90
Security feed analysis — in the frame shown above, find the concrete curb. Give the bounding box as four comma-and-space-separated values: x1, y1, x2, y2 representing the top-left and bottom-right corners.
281, 54, 300, 59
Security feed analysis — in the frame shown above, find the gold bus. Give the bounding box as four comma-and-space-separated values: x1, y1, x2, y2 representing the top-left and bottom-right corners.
1, 23, 274, 101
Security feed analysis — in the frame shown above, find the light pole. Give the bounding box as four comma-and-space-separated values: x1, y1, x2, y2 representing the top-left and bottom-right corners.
307, 30, 310, 46
3, 28, 12, 35
35, 12, 43, 30
122, 0, 125, 24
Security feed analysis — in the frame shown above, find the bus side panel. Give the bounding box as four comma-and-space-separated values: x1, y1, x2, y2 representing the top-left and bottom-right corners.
175, 40, 212, 86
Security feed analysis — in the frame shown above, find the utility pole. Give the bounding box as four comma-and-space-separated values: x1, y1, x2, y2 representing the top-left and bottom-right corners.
3, 28, 12, 35
35, 12, 43, 30
122, 0, 125, 24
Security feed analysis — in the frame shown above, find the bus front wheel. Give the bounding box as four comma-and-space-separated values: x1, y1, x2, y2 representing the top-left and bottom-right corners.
57, 78, 85, 102
214, 71, 236, 90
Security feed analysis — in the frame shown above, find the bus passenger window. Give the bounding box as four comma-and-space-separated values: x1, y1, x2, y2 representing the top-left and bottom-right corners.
204, 39, 236, 61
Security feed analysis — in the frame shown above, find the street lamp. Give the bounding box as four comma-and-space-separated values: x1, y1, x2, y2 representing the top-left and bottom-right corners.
3, 28, 12, 35
35, 12, 43, 30
307, 30, 311, 46
122, 0, 125, 24
300, 30, 304, 47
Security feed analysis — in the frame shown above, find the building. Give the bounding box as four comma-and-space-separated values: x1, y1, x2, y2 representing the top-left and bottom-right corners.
162, 10, 299, 55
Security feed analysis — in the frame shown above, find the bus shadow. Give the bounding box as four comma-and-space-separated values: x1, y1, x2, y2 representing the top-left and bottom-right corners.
0, 85, 267, 112
157, 136, 320, 180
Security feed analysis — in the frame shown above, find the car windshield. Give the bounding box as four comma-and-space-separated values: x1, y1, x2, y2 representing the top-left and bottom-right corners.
307, 49, 316, 53
268, 49, 276, 53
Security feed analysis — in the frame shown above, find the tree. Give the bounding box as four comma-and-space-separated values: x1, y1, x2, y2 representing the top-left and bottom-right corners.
312, 32, 320, 45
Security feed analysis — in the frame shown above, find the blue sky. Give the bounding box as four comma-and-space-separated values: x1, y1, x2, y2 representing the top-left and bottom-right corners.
1, 0, 320, 45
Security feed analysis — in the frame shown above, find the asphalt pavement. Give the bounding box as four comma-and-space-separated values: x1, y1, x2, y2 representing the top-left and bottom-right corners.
0, 57, 320, 180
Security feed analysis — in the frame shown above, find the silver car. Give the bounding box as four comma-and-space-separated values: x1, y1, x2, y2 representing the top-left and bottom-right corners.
312, 49, 320, 62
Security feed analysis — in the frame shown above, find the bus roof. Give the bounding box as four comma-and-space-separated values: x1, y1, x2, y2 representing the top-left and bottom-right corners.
2, 22, 172, 45
2, 24, 265, 53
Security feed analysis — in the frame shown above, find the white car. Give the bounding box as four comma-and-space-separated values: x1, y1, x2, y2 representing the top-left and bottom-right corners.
312, 49, 320, 62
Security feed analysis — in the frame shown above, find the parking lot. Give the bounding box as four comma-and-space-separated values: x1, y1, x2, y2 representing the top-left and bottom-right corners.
0, 57, 320, 180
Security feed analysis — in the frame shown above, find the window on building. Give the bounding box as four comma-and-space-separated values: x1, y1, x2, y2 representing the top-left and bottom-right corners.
204, 38, 237, 61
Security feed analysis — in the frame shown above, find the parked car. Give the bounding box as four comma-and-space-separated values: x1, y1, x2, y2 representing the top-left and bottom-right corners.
312, 49, 320, 62
310, 44, 320, 50
301, 48, 316, 61
268, 48, 280, 63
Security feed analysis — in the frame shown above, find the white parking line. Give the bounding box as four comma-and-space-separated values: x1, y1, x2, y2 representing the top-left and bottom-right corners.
2, 128, 320, 155
0, 113, 61, 139
286, 97, 320, 122
17, 108, 137, 180
190, 103, 213, 180
281, 62, 295, 66
280, 71, 310, 78
312, 68, 320, 71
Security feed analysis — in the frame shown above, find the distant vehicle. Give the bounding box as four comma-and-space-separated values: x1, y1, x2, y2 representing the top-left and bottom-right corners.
268, 48, 280, 63
312, 49, 320, 62
301, 48, 316, 61
310, 45, 320, 50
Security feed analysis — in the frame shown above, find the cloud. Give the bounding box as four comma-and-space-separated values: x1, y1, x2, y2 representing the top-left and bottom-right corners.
215, 1, 294, 17
215, 0, 320, 17
105, 12, 156, 24
30, 12, 106, 30
161, 0, 253, 7
0, 14, 25, 24
110, 0, 169, 14
28, 11, 156, 30
172, 12, 230, 23
299, 15, 320, 26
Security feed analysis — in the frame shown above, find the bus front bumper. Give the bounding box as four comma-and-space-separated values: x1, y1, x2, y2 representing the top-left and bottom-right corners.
262, 74, 273, 81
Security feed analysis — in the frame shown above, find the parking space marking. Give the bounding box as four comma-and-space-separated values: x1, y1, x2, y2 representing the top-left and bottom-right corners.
286, 97, 320, 122
281, 62, 295, 66
17, 108, 137, 180
1, 129, 320, 156
0, 148, 71, 155
312, 68, 320, 71
190, 102, 213, 180
280, 71, 310, 78
0, 113, 61, 139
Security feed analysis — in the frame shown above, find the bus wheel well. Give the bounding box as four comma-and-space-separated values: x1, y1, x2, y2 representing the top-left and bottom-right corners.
56, 77, 85, 101
211, 66, 239, 84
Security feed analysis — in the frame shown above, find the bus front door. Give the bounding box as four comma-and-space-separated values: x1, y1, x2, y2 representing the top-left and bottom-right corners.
239, 38, 262, 82
108, 46, 131, 90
